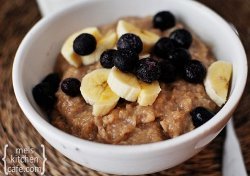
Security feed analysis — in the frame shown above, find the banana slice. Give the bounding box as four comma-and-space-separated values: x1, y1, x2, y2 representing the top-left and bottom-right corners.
117, 20, 139, 37
138, 81, 161, 106
117, 20, 160, 53
61, 27, 102, 67
204, 60, 232, 107
82, 31, 117, 65
107, 67, 141, 102
139, 53, 150, 59
80, 68, 119, 116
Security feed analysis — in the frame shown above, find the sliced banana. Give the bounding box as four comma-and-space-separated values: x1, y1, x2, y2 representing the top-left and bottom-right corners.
61, 27, 101, 67
117, 20, 139, 37
117, 20, 160, 53
82, 31, 117, 65
139, 30, 160, 53
139, 53, 150, 59
92, 85, 119, 116
61, 27, 102, 67
107, 67, 141, 102
80, 68, 119, 116
138, 81, 161, 106
204, 60, 232, 107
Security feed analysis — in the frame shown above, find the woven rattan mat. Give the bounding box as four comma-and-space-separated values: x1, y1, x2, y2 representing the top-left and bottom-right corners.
0, 0, 249, 175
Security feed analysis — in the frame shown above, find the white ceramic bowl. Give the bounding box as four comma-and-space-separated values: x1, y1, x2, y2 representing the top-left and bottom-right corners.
13, 0, 247, 175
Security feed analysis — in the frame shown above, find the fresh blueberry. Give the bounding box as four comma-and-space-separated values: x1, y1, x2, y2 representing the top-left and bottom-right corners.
135, 57, 161, 83
164, 48, 191, 70
100, 49, 117, 68
113, 49, 139, 72
61, 78, 81, 97
190, 107, 214, 127
170, 29, 192, 49
159, 60, 177, 83
153, 11, 176, 31
153, 37, 176, 58
117, 33, 143, 54
183, 60, 206, 83
32, 82, 56, 111
73, 33, 97, 55
42, 73, 60, 92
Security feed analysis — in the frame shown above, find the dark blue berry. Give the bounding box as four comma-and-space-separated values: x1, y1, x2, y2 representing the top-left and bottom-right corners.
170, 29, 192, 49
190, 107, 214, 127
42, 73, 60, 92
153, 11, 176, 31
135, 57, 161, 83
73, 33, 96, 55
61, 78, 81, 97
32, 82, 56, 111
183, 60, 206, 83
117, 33, 143, 54
153, 37, 176, 58
159, 60, 177, 83
113, 49, 139, 72
164, 48, 191, 70
100, 49, 116, 68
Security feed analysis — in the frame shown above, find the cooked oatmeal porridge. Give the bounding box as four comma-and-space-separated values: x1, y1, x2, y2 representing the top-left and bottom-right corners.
33, 12, 232, 145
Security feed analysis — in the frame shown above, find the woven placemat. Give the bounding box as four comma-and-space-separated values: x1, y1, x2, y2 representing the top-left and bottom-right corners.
0, 0, 249, 175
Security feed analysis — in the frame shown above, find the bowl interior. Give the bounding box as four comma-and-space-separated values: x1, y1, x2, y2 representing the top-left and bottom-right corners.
14, 0, 247, 144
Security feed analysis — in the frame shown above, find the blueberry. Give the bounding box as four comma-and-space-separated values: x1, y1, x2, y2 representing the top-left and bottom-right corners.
183, 60, 206, 83
32, 82, 56, 111
159, 60, 177, 83
170, 29, 192, 49
73, 33, 97, 55
117, 33, 143, 54
153, 37, 176, 58
42, 73, 60, 92
153, 11, 176, 31
190, 107, 214, 127
61, 78, 81, 97
135, 57, 161, 83
100, 49, 117, 68
113, 49, 139, 72
164, 48, 191, 70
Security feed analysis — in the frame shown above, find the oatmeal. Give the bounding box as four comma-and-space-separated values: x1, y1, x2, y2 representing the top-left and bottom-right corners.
51, 16, 217, 144
33, 11, 232, 145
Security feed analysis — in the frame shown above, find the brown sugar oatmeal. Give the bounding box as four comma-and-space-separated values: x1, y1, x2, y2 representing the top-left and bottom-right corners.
51, 16, 217, 145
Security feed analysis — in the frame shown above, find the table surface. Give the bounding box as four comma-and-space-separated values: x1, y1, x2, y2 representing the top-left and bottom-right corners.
0, 0, 249, 175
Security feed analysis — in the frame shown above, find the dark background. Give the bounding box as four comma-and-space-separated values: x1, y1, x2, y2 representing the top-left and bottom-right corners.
0, 0, 249, 175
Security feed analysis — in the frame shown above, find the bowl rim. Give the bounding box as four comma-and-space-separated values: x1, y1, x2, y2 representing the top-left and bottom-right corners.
12, 0, 248, 153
